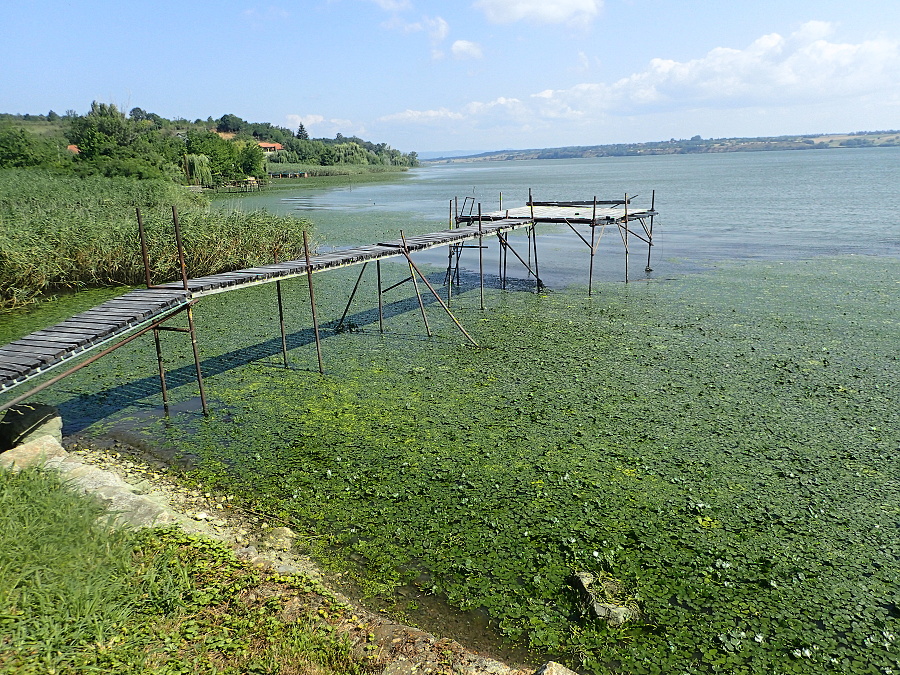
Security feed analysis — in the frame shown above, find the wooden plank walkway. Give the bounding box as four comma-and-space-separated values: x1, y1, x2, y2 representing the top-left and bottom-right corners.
0, 218, 536, 394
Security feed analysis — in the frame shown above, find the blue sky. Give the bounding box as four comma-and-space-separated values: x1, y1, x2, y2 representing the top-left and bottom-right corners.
3, 1, 899, 153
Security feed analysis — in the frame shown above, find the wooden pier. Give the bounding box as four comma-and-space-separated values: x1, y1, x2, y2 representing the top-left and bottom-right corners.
0, 196, 657, 413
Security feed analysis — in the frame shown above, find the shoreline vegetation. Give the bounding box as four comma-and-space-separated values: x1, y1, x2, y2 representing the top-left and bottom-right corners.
0, 102, 419, 311
0, 171, 314, 311
425, 129, 900, 162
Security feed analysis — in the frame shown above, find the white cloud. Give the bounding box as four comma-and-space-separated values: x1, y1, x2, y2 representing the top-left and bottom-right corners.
376, 22, 900, 149
474, 0, 602, 24
451, 40, 483, 59
382, 14, 449, 58
286, 114, 325, 128
379, 108, 465, 123
535, 21, 900, 116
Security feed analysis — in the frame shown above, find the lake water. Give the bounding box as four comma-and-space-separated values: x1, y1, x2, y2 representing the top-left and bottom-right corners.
229, 147, 900, 286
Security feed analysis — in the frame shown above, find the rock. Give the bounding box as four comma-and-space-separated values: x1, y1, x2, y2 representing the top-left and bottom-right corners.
0, 403, 62, 451
261, 525, 297, 551
534, 663, 579, 675
571, 570, 636, 626
0, 435, 67, 471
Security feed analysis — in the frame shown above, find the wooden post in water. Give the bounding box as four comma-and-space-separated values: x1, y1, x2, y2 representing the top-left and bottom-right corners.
137, 207, 170, 415
273, 249, 289, 368
401, 231, 432, 337
303, 230, 325, 374
172, 206, 208, 415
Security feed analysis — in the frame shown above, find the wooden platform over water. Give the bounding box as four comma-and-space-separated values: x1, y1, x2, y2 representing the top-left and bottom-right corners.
0, 219, 538, 395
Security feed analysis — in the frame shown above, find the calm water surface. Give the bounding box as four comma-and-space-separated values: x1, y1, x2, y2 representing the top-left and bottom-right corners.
231, 148, 900, 286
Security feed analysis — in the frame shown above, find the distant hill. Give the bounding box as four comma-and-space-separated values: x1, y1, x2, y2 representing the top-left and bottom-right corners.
425, 131, 900, 163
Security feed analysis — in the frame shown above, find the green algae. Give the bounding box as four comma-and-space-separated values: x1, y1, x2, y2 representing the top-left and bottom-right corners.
13, 255, 900, 673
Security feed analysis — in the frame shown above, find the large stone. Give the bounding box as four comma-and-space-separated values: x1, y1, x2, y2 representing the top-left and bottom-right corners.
0, 403, 62, 451
0, 434, 67, 471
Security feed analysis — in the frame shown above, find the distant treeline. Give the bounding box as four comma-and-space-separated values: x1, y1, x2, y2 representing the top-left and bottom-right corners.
432, 130, 900, 163
0, 105, 418, 186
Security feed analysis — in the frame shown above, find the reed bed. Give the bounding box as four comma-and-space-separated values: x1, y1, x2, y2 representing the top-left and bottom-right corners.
267, 162, 409, 176
0, 170, 313, 310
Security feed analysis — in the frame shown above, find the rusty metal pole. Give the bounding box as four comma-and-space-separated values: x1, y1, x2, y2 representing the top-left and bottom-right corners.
623, 195, 629, 284
172, 206, 208, 415
401, 248, 479, 347
646, 189, 655, 272
588, 196, 597, 298
401, 231, 432, 337
274, 250, 289, 368
447, 200, 454, 305
303, 230, 325, 374
376, 260, 385, 333
336, 261, 369, 331
478, 203, 485, 310
0, 306, 191, 414
136, 207, 170, 414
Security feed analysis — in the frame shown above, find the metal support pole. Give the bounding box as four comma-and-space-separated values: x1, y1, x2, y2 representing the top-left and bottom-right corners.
478, 203, 485, 310
589, 196, 597, 297
172, 206, 208, 415
303, 230, 325, 374
336, 262, 369, 331
137, 207, 170, 414
447, 200, 454, 305
400, 231, 432, 337
274, 250, 289, 368
626, 195, 631, 283
400, 245, 479, 347
646, 189, 655, 272
0, 306, 191, 414
377, 260, 384, 333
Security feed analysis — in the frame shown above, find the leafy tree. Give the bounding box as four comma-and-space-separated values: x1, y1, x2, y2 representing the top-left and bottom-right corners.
0, 128, 58, 168
216, 114, 246, 134
238, 142, 265, 177
184, 131, 241, 181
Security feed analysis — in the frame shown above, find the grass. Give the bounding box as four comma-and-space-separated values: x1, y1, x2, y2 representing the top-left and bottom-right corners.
0, 170, 314, 310
0, 467, 372, 674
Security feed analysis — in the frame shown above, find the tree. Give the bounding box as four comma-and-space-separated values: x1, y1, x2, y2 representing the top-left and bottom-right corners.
296, 123, 309, 140
238, 142, 265, 177
0, 128, 56, 168
216, 114, 246, 134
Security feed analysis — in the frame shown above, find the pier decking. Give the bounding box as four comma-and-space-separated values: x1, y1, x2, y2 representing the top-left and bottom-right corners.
0, 197, 656, 411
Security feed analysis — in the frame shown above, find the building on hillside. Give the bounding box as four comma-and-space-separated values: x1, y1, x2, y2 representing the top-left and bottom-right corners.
258, 142, 284, 153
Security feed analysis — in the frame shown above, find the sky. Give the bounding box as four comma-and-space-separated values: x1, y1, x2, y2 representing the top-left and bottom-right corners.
2, 0, 900, 154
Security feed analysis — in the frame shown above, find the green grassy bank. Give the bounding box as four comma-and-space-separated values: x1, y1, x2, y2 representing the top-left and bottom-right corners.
0, 468, 366, 674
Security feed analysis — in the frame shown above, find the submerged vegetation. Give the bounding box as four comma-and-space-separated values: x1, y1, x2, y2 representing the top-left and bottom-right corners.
0, 170, 313, 310
28, 256, 900, 674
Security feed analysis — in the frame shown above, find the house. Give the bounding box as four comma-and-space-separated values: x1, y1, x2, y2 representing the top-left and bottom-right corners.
258, 142, 284, 153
